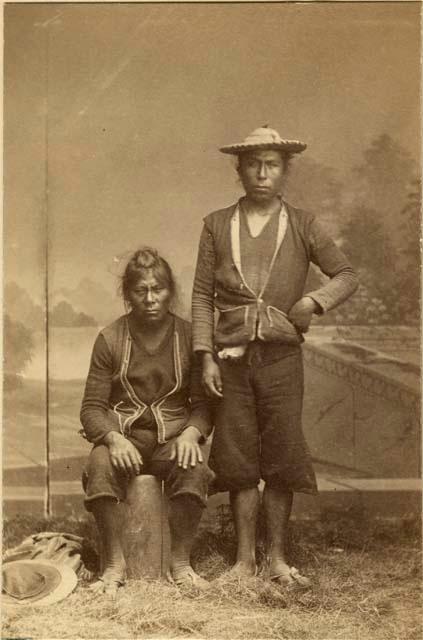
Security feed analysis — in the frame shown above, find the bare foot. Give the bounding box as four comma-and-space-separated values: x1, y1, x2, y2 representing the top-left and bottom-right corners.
267, 559, 310, 589
89, 570, 125, 599
225, 561, 257, 578
168, 567, 210, 591
267, 558, 292, 584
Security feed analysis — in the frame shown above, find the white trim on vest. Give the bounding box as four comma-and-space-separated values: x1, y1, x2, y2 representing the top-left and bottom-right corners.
116, 319, 183, 442
117, 325, 148, 434
230, 203, 289, 299
151, 330, 183, 444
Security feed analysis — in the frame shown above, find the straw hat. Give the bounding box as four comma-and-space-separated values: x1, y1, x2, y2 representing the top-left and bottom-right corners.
220, 125, 306, 155
2, 559, 78, 608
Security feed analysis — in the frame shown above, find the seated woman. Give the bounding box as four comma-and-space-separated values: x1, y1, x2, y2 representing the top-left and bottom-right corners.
80, 247, 213, 597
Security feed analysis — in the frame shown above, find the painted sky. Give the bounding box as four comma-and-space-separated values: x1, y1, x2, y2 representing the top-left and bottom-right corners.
4, 2, 421, 306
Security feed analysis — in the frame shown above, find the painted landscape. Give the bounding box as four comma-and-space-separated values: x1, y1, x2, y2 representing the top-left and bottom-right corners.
3, 5, 421, 640
4, 131, 421, 487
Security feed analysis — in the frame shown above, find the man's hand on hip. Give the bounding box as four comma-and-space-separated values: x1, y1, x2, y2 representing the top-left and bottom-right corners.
288, 297, 320, 333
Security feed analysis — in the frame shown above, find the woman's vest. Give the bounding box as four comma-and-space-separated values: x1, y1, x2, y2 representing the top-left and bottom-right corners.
101, 314, 193, 443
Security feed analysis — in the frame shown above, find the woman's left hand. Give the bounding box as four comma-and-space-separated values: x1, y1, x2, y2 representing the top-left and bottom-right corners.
170, 426, 204, 469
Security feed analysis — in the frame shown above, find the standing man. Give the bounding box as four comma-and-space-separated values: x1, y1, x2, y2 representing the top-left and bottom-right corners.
192, 126, 358, 586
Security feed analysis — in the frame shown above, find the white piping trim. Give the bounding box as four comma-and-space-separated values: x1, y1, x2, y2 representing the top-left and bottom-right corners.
230, 203, 288, 299
112, 401, 126, 435
231, 203, 288, 340
230, 206, 257, 297
257, 204, 288, 298
219, 304, 247, 313
152, 330, 182, 443
118, 321, 147, 434
266, 305, 289, 322
115, 319, 184, 441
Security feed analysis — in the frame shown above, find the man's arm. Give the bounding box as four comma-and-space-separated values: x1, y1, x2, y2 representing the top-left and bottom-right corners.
187, 349, 214, 440
305, 216, 359, 312
169, 353, 214, 469
192, 224, 216, 354
191, 224, 224, 397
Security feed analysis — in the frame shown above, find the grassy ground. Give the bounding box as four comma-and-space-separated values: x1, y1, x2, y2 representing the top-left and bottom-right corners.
2, 512, 421, 640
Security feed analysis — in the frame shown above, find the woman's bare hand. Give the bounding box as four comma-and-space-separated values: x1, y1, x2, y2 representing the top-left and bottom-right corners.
170, 426, 204, 469
103, 431, 143, 476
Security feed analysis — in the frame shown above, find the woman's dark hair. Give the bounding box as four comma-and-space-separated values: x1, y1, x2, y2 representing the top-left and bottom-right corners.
120, 247, 176, 302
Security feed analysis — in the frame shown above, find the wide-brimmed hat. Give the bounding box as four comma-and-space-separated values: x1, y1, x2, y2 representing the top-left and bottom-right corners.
2, 559, 78, 608
220, 125, 307, 155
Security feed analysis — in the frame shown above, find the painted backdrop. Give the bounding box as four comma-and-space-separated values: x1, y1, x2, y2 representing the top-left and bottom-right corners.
4, 3, 421, 514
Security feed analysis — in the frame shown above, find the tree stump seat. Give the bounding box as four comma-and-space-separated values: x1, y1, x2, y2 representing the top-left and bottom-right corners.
119, 475, 171, 579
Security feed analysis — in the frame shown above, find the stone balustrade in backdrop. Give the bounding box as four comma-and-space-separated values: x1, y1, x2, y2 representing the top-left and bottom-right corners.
3, 329, 421, 520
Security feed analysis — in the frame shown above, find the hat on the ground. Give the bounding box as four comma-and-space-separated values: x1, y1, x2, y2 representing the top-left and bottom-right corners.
2, 559, 78, 608
219, 125, 307, 155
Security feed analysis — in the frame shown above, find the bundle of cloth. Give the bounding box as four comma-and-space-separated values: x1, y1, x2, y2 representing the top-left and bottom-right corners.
2, 531, 94, 607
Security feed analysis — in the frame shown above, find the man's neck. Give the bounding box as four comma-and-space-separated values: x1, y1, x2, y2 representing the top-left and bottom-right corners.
242, 196, 281, 217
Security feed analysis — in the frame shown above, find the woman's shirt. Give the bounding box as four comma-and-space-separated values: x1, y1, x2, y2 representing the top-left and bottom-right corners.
80, 313, 212, 444
128, 319, 175, 421
81, 318, 175, 434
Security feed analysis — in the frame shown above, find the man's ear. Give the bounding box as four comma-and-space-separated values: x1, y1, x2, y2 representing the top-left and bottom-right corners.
233, 156, 241, 174
236, 160, 244, 179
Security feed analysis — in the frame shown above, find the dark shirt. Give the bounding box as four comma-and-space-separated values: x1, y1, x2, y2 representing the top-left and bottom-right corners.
82, 319, 176, 434
240, 209, 279, 296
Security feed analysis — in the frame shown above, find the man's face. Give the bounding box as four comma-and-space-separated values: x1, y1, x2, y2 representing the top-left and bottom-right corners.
238, 149, 285, 203
127, 271, 172, 326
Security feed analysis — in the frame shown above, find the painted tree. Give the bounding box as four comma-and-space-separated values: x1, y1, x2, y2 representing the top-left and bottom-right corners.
336, 135, 420, 325
4, 314, 34, 378
392, 179, 421, 323
344, 134, 417, 227
49, 300, 97, 327
4, 282, 44, 331
285, 156, 345, 237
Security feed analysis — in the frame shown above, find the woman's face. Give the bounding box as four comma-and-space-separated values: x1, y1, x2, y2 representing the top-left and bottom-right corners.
127, 271, 172, 326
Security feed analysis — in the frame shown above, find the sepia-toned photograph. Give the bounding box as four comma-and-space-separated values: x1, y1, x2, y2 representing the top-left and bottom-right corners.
2, 2, 421, 639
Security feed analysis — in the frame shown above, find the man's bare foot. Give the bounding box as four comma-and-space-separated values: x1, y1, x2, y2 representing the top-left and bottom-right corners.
267, 558, 310, 589
89, 570, 125, 599
267, 558, 292, 583
168, 566, 210, 590
225, 561, 257, 578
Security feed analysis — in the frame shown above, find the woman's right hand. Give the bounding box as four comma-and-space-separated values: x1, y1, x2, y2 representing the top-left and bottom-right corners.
201, 352, 223, 398
103, 431, 143, 476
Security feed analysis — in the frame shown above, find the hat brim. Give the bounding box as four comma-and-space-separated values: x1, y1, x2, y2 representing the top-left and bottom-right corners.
2, 560, 78, 608
220, 141, 307, 155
